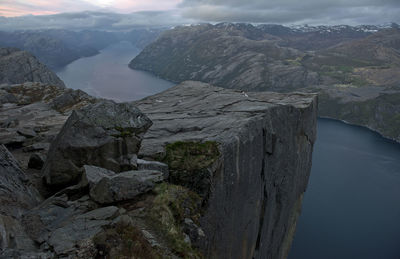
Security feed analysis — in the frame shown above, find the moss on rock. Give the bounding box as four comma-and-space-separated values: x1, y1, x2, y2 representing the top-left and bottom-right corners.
148, 183, 203, 258
163, 141, 220, 200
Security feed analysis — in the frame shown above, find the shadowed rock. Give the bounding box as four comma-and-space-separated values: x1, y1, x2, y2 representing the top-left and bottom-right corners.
42, 100, 152, 187
0, 145, 41, 218
0, 145, 42, 254
90, 170, 164, 204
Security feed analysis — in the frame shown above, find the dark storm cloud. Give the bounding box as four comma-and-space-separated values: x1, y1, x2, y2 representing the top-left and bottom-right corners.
179, 0, 400, 25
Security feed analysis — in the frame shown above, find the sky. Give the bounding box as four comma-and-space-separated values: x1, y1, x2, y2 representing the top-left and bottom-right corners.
0, 0, 399, 29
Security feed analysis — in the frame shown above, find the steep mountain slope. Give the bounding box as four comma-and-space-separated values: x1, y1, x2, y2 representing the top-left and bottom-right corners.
130, 24, 318, 92
0, 48, 65, 87
0, 28, 164, 69
0, 31, 99, 69
129, 23, 400, 141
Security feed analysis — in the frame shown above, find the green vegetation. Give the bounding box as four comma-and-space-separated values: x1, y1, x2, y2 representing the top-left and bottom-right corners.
284, 57, 302, 66
164, 141, 220, 171
149, 183, 203, 258
163, 141, 220, 199
94, 223, 161, 259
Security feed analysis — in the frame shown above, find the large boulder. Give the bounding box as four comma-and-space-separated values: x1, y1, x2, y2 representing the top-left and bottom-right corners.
42, 101, 152, 187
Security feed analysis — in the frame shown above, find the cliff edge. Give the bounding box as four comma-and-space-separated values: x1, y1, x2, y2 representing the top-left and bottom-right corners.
0, 81, 317, 258
134, 81, 317, 258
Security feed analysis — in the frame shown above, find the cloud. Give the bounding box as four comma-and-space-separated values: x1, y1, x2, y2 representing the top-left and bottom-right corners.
0, 11, 194, 31
0, 0, 398, 29
0, 0, 102, 16
179, 0, 400, 25
0, 0, 183, 17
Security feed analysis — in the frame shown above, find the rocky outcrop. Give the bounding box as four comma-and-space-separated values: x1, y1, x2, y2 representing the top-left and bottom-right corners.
129, 23, 400, 143
89, 170, 164, 204
134, 81, 318, 258
0, 145, 42, 255
0, 82, 95, 154
0, 81, 317, 258
0, 145, 41, 218
0, 48, 65, 87
42, 101, 152, 187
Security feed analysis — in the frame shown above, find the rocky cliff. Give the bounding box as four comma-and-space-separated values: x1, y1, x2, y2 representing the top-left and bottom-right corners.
129, 23, 400, 142
0, 81, 317, 258
0, 48, 65, 87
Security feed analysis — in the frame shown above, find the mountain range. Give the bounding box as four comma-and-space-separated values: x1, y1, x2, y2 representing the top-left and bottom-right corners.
129, 23, 400, 142
0, 28, 164, 69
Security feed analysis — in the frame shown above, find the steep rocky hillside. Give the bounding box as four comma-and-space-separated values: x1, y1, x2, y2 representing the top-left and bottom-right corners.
0, 31, 99, 69
0, 28, 164, 69
130, 24, 318, 92
0, 81, 317, 258
129, 23, 400, 142
0, 48, 65, 87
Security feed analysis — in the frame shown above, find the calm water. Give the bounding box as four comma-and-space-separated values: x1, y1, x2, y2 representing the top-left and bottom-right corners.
290, 119, 400, 259
57, 43, 400, 258
56, 41, 174, 102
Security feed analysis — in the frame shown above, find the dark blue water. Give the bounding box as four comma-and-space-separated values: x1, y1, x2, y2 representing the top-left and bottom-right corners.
290, 118, 400, 259
56, 41, 174, 102
57, 43, 400, 258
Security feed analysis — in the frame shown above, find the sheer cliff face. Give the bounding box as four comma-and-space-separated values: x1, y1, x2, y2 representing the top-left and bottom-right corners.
0, 48, 65, 88
135, 81, 318, 258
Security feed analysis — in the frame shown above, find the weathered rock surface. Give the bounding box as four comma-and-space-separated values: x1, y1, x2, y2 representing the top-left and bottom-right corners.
90, 170, 164, 204
0, 81, 317, 258
0, 82, 96, 175
137, 158, 169, 179
130, 24, 400, 142
0, 48, 65, 87
134, 81, 318, 258
42, 101, 152, 187
0, 145, 41, 218
0, 145, 42, 255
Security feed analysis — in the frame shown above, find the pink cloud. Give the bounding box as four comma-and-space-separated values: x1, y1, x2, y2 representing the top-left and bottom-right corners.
111, 0, 182, 12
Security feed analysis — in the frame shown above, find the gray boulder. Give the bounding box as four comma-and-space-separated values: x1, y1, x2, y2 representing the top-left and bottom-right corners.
90, 170, 163, 204
42, 101, 152, 187
81, 165, 116, 188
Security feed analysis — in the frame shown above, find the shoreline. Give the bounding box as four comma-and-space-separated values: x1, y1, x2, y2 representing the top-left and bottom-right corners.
318, 116, 400, 145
